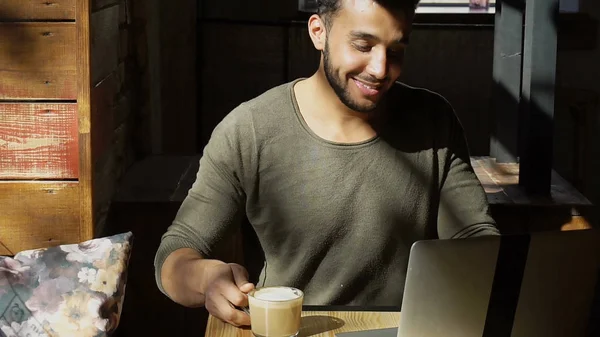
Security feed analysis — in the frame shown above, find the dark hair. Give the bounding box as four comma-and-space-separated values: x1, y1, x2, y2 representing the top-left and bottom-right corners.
317, 0, 420, 29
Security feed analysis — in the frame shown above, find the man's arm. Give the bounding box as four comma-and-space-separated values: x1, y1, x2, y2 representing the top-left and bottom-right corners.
436, 100, 500, 239
153, 104, 256, 325
159, 248, 253, 326
160, 248, 224, 307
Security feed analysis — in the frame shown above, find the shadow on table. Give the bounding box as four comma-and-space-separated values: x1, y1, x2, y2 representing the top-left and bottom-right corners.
299, 316, 346, 337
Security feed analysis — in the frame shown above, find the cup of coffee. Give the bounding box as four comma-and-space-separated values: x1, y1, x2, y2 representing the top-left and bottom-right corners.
247, 286, 304, 337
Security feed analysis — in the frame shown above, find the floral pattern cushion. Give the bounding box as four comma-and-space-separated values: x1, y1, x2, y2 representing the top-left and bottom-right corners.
0, 232, 133, 337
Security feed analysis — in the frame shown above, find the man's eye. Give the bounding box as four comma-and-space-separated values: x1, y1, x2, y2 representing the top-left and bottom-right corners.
387, 49, 405, 59
353, 43, 371, 52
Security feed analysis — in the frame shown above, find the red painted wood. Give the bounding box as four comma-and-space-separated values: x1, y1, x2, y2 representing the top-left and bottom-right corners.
0, 103, 79, 179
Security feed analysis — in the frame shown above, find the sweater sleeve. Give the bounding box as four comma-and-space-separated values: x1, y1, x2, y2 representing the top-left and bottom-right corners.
153, 104, 255, 296
435, 100, 500, 239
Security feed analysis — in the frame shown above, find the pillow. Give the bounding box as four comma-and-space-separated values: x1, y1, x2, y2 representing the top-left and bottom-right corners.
0, 232, 133, 337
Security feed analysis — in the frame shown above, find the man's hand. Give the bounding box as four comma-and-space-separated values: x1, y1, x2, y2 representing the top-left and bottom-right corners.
160, 248, 255, 326
203, 263, 255, 327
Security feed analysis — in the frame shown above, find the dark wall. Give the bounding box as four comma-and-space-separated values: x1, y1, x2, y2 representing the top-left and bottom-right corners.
131, 0, 197, 156
196, 0, 599, 206
401, 28, 495, 156
197, 3, 597, 151
198, 24, 496, 156
554, 0, 600, 209
159, 0, 197, 154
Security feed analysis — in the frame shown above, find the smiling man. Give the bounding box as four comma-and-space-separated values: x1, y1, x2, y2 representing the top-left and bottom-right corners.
154, 0, 500, 327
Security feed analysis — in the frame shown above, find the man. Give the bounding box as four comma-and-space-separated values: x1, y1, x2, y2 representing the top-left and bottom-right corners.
154, 0, 499, 328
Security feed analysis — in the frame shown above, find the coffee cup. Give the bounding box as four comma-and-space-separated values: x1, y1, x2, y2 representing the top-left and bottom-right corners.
246, 286, 304, 337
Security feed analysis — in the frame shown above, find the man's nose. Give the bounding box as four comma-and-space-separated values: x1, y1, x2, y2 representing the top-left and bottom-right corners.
366, 48, 388, 81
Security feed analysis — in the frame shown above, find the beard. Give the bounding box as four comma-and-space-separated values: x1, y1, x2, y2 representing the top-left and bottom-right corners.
322, 41, 381, 113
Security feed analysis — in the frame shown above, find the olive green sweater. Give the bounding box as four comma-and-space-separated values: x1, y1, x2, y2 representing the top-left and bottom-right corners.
154, 79, 499, 306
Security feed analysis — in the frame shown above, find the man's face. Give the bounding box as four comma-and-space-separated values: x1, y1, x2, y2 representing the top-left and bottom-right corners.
321, 0, 412, 113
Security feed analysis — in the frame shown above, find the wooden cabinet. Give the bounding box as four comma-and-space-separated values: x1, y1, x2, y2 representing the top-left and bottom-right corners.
0, 23, 77, 100
0, 182, 81, 255
0, 0, 125, 254
0, 0, 76, 21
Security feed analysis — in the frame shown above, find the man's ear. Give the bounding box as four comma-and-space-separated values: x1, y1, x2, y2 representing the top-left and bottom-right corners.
308, 14, 327, 51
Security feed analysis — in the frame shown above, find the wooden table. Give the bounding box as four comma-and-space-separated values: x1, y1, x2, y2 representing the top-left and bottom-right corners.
205, 307, 401, 337
470, 156, 594, 233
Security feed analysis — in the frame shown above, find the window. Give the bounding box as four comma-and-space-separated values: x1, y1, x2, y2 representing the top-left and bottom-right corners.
417, 0, 496, 14
420, 0, 496, 4
297, 0, 497, 13
417, 0, 578, 13
299, 0, 577, 15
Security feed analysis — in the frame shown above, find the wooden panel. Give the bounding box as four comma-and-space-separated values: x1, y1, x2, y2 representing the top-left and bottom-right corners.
206, 310, 399, 337
114, 155, 201, 202
114, 87, 132, 126
0, 103, 79, 179
119, 26, 129, 61
471, 157, 511, 205
119, 1, 130, 26
77, 0, 94, 241
288, 25, 320, 80
519, 0, 559, 195
0, 0, 76, 21
0, 70, 77, 100
159, 0, 197, 154
490, 1, 524, 163
93, 119, 134, 236
92, 0, 120, 12
552, 87, 599, 198
0, 23, 76, 71
130, 0, 162, 154
91, 73, 118, 162
0, 182, 80, 254
200, 23, 286, 147
0, 23, 77, 100
91, 5, 120, 85
401, 28, 494, 156
0, 242, 11, 256
472, 157, 592, 207
473, 156, 595, 234
202, 0, 298, 21
558, 13, 598, 51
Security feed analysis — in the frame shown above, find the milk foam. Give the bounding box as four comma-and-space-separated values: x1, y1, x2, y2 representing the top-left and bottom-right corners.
253, 287, 301, 301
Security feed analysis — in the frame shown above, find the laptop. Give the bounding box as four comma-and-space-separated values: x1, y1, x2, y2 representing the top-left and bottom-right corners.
337, 229, 600, 337
397, 229, 600, 337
